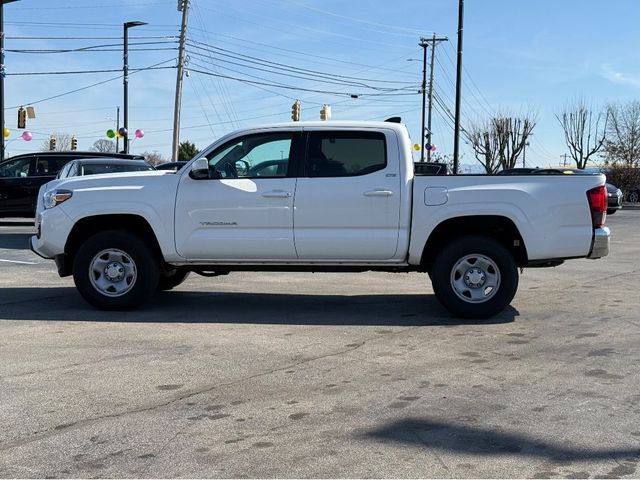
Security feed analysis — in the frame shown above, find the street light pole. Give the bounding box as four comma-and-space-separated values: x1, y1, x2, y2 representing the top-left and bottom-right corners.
123, 21, 146, 154
1, 0, 19, 163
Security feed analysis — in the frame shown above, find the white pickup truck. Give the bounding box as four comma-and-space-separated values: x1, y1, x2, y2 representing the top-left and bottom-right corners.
31, 121, 610, 318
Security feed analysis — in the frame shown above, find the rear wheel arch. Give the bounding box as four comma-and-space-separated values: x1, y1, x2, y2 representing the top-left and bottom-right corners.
420, 215, 528, 270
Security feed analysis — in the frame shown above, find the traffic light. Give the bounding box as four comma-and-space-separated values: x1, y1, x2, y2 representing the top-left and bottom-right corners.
71, 136, 78, 151
320, 104, 331, 121
49, 136, 56, 151
291, 100, 301, 122
17, 106, 26, 129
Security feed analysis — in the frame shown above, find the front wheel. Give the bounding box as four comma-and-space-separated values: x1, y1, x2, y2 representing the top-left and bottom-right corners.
628, 191, 639, 203
607, 209, 617, 215
73, 230, 159, 310
430, 236, 518, 319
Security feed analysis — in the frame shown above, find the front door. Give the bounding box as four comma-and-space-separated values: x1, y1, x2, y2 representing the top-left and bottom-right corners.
175, 131, 302, 261
293, 130, 401, 261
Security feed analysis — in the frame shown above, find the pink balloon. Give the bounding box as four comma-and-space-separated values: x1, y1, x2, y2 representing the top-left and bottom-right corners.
21, 131, 33, 141
430, 144, 437, 152
135, 129, 144, 139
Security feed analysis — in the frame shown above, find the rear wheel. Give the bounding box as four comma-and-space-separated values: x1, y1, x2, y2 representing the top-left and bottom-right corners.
73, 230, 159, 310
431, 236, 518, 319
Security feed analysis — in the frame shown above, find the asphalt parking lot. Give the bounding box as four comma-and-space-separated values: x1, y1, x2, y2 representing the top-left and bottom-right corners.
1, 211, 639, 478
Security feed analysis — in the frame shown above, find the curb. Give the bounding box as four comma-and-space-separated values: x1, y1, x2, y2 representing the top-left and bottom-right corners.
621, 203, 640, 210
0, 219, 35, 227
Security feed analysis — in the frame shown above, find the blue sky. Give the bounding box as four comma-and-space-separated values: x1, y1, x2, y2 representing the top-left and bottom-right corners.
3, 0, 639, 169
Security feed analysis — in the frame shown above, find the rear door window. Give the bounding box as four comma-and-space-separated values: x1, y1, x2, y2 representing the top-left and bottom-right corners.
35, 157, 70, 176
304, 131, 387, 177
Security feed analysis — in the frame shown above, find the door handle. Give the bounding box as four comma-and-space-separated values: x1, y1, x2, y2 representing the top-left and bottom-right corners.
261, 190, 292, 198
364, 189, 394, 197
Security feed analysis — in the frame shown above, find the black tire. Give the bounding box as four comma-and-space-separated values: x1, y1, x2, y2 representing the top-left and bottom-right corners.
628, 191, 640, 203
72, 230, 159, 310
607, 209, 617, 215
430, 235, 518, 319
158, 270, 190, 290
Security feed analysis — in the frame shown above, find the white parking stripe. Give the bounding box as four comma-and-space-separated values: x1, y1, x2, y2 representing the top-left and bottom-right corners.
0, 259, 39, 265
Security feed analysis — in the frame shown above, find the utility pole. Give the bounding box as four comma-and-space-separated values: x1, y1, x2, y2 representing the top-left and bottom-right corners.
172, 0, 189, 161
453, 0, 464, 174
424, 34, 448, 162
419, 38, 427, 162
561, 153, 570, 167
0, 0, 19, 164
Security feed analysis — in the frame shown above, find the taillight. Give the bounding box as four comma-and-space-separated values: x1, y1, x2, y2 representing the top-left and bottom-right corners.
587, 185, 607, 228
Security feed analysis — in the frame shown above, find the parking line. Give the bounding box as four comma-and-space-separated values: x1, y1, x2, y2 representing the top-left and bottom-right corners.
0, 259, 39, 265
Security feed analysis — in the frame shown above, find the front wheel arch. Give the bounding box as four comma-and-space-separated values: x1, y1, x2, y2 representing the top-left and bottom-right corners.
65, 214, 163, 271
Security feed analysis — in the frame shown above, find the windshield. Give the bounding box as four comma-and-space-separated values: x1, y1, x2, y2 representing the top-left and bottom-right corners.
80, 164, 153, 176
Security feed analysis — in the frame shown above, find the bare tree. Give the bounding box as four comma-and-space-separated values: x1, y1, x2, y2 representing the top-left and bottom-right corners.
468, 121, 502, 173
40, 133, 72, 152
556, 98, 607, 169
142, 151, 167, 166
468, 112, 536, 173
91, 139, 116, 153
605, 101, 640, 167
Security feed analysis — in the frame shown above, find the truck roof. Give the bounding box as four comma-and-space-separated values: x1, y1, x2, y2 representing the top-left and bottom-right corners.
249, 120, 408, 130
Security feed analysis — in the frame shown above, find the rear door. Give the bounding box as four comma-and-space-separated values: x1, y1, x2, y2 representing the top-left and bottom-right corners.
293, 129, 402, 260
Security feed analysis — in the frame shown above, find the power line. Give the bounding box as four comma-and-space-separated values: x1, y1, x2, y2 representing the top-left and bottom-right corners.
7, 40, 178, 54
5, 59, 176, 109
11, 1, 174, 10
190, 2, 241, 131
186, 39, 416, 86
7, 66, 174, 76
187, 65, 419, 98
277, 0, 429, 36
196, 4, 413, 51
187, 50, 416, 93
188, 29, 416, 76
6, 35, 179, 40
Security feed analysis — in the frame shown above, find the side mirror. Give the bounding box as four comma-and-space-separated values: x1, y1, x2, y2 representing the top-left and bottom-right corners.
189, 158, 209, 180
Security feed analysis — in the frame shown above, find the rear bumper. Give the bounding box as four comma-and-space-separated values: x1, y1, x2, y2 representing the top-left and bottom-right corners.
587, 227, 610, 259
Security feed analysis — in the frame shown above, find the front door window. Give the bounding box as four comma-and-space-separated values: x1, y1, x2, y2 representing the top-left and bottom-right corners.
0, 157, 31, 178
207, 133, 293, 179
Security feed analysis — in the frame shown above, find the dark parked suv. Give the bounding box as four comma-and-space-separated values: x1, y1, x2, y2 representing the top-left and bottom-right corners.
0, 151, 144, 217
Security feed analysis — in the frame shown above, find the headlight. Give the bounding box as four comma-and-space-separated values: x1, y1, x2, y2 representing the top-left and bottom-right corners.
43, 189, 73, 209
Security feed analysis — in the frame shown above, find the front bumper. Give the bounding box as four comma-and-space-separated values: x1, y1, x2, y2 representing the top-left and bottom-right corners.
587, 227, 610, 259
30, 206, 73, 259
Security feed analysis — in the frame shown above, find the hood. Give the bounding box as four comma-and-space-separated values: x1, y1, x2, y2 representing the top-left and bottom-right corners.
51, 170, 172, 191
